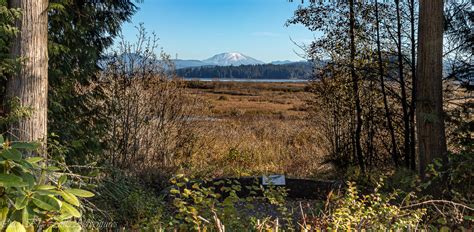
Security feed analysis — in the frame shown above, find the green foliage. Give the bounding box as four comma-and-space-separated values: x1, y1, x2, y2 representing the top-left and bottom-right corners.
224, 147, 254, 176
327, 180, 426, 230
0, 135, 94, 231
444, 152, 474, 204
89, 170, 471, 230
0, 98, 32, 131
424, 152, 473, 204
341, 165, 473, 229
0, 2, 20, 80
0, 1, 20, 115
0, 0, 138, 163
261, 183, 294, 229
176, 62, 312, 80
47, 0, 138, 165
165, 175, 292, 231
90, 171, 164, 230
167, 175, 244, 230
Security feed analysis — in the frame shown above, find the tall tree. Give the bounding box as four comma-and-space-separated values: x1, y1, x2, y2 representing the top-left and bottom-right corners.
416, 0, 447, 176
6, 0, 48, 148
47, 0, 137, 163
395, 0, 411, 168
375, 0, 399, 167
408, 0, 417, 171
349, 0, 364, 172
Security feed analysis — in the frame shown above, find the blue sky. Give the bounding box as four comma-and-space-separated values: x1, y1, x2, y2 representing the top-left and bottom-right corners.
120, 0, 317, 62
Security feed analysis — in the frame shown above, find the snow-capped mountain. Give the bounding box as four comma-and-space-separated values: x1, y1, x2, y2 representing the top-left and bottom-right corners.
203, 52, 265, 66
170, 52, 305, 69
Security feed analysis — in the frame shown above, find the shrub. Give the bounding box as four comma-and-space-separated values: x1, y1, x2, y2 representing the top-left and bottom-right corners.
419, 152, 474, 228
164, 175, 291, 231
90, 171, 164, 230
102, 26, 201, 179
326, 180, 426, 231
425, 152, 474, 204
0, 135, 94, 231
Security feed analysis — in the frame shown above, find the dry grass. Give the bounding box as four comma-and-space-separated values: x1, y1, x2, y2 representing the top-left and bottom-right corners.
178, 81, 333, 179
178, 80, 472, 180
186, 81, 310, 119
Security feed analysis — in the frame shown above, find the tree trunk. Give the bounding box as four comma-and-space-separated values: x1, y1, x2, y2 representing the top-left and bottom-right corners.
395, 0, 411, 168
6, 0, 48, 149
375, 0, 399, 167
416, 0, 447, 177
349, 0, 364, 172
409, 0, 417, 171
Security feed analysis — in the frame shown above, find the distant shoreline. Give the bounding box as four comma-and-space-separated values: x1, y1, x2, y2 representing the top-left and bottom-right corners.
181, 77, 309, 83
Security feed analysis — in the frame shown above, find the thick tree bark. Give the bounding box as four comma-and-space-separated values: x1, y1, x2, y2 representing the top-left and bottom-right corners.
6, 0, 48, 149
416, 0, 447, 177
349, 0, 364, 172
375, 0, 399, 167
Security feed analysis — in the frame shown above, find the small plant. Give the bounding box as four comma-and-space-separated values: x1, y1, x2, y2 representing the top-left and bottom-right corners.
420, 153, 474, 228
224, 147, 253, 176
0, 135, 94, 231
261, 184, 293, 228
166, 175, 293, 231
91, 172, 164, 230
327, 179, 426, 231
167, 175, 245, 230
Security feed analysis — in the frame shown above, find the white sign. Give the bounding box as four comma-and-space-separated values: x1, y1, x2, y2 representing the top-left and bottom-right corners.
262, 175, 286, 186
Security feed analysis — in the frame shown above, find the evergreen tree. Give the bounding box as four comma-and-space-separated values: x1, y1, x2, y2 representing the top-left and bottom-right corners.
6, 0, 49, 153
47, 0, 137, 163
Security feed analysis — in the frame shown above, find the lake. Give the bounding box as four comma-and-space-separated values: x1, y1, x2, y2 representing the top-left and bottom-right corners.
183, 77, 309, 83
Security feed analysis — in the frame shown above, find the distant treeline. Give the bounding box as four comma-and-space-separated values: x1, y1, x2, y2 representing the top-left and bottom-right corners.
176, 62, 313, 79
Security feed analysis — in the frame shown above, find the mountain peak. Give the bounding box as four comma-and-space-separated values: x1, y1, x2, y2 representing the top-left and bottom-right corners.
203, 52, 264, 66
224, 52, 246, 61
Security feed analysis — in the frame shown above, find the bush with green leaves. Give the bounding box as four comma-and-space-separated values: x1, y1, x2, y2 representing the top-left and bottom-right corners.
90, 172, 164, 230
0, 135, 94, 231
425, 152, 473, 204
165, 175, 292, 231
326, 180, 426, 231
167, 175, 245, 230
418, 152, 474, 228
